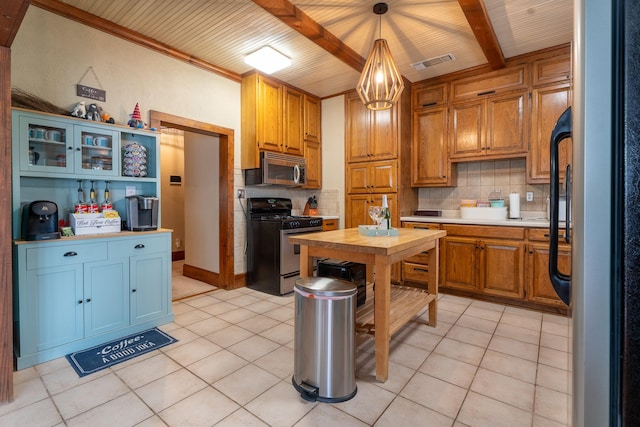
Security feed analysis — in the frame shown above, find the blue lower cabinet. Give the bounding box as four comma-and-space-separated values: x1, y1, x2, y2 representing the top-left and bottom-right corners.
14, 231, 173, 369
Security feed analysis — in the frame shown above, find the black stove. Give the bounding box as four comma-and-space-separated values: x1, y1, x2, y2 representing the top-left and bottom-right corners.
246, 197, 324, 295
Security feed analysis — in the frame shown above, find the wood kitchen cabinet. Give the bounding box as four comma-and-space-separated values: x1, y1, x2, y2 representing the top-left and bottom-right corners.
525, 228, 571, 308
303, 140, 321, 189
528, 82, 572, 183
346, 160, 397, 194
302, 94, 322, 189
401, 222, 441, 290
345, 91, 398, 163
440, 225, 526, 299
449, 90, 528, 160
412, 106, 454, 186
282, 86, 304, 157
303, 95, 321, 143
346, 193, 398, 229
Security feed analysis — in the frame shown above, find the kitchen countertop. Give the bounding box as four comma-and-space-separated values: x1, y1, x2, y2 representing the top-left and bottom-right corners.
401, 210, 552, 228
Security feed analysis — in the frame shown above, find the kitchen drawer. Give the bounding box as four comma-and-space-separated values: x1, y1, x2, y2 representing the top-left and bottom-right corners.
26, 242, 107, 270
405, 251, 430, 265
442, 224, 525, 240
527, 228, 572, 242
450, 66, 527, 101
322, 219, 338, 231
402, 222, 441, 230
108, 235, 168, 257
403, 262, 429, 283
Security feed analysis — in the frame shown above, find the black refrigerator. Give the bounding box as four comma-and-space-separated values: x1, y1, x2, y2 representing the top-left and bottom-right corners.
565, 0, 640, 425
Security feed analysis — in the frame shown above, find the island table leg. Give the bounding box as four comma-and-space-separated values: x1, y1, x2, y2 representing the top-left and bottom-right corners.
374, 254, 391, 382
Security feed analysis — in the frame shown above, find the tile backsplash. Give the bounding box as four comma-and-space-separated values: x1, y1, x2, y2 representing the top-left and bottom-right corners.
418, 158, 550, 212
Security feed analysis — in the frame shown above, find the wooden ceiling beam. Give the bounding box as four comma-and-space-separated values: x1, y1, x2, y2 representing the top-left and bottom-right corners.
457, 0, 505, 70
30, 0, 242, 82
0, 0, 30, 47
251, 0, 366, 72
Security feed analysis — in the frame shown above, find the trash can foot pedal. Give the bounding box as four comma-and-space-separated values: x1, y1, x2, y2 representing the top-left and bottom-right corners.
292, 378, 319, 402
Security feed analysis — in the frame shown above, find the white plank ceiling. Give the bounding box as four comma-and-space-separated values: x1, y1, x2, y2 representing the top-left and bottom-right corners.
54, 0, 573, 98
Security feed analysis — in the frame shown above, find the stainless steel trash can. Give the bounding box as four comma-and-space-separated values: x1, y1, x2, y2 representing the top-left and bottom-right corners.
292, 277, 358, 402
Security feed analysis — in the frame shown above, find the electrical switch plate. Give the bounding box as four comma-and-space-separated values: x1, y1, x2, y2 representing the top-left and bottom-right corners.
526, 191, 534, 202
125, 186, 136, 196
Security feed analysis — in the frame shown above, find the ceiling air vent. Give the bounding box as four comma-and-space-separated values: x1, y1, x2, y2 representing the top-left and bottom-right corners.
411, 53, 455, 71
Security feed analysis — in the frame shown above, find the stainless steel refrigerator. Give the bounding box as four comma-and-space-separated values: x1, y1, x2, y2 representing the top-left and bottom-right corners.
565, 0, 640, 425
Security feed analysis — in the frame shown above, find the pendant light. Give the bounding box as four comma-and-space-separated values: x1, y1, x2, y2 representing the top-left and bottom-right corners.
356, 2, 404, 110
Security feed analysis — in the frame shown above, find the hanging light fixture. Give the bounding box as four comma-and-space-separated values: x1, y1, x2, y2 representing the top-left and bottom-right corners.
356, 2, 404, 110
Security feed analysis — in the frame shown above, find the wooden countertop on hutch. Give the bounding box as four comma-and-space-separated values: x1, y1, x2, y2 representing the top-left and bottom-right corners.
14, 228, 173, 245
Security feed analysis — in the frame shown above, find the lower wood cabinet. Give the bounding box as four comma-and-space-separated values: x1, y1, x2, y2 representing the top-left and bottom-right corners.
322, 218, 338, 231
14, 231, 173, 369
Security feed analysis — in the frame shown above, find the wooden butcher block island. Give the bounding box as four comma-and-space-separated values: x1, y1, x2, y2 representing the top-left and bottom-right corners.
289, 227, 446, 382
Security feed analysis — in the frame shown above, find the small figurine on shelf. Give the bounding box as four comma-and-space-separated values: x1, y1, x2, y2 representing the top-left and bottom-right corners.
86, 103, 103, 121
70, 101, 86, 118
101, 111, 115, 124
127, 102, 145, 128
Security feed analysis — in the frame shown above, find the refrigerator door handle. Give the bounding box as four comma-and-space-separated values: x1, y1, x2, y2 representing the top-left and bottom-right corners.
549, 106, 572, 306
565, 163, 571, 244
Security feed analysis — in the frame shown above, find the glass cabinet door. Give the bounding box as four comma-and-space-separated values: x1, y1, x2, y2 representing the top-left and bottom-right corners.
20, 116, 74, 173
74, 127, 119, 177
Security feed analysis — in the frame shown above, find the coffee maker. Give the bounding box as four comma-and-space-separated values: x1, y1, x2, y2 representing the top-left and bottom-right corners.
125, 195, 159, 231
22, 200, 60, 240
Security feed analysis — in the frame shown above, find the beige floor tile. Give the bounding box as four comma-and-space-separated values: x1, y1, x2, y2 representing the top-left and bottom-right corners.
542, 320, 570, 337
163, 337, 221, 366
455, 314, 498, 334
488, 335, 539, 362
66, 392, 152, 427
215, 408, 269, 426
216, 307, 258, 324
171, 301, 195, 315
374, 396, 454, 427
212, 289, 250, 301
135, 369, 207, 413
469, 299, 505, 312
205, 324, 255, 348
410, 318, 454, 336
538, 347, 569, 370
504, 305, 543, 320
447, 325, 492, 348
536, 364, 569, 393
440, 294, 473, 306
214, 364, 279, 405
480, 350, 537, 384
400, 372, 467, 418
457, 391, 532, 427
187, 349, 249, 383
52, 373, 129, 419
470, 368, 535, 411
331, 381, 396, 424
244, 300, 281, 314
0, 397, 62, 427
464, 305, 503, 322
258, 322, 295, 345
187, 316, 233, 336
388, 341, 431, 370
540, 332, 570, 352
236, 314, 282, 334
355, 358, 416, 394
165, 327, 200, 346
297, 403, 368, 427
227, 335, 281, 362
534, 386, 569, 425
12, 367, 39, 385
135, 415, 169, 427
263, 305, 296, 322
495, 322, 541, 345
533, 414, 568, 427
181, 294, 220, 308
34, 357, 70, 376
500, 312, 542, 332
227, 294, 263, 308
542, 313, 569, 325
419, 353, 478, 388
159, 386, 239, 426
438, 300, 469, 315
436, 309, 463, 324
245, 380, 316, 425
199, 301, 238, 316
253, 346, 295, 379
0, 376, 48, 416
114, 353, 181, 389
391, 325, 442, 351
434, 337, 486, 366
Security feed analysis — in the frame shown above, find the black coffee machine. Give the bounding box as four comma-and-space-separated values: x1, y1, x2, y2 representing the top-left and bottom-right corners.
125, 195, 159, 231
22, 200, 60, 241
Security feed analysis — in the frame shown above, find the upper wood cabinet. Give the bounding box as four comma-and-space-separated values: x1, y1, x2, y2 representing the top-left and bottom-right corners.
413, 83, 447, 109
303, 95, 321, 143
450, 65, 528, 102
282, 86, 304, 157
449, 90, 528, 160
346, 160, 397, 194
528, 83, 572, 183
345, 92, 398, 162
532, 53, 571, 87
412, 106, 453, 186
302, 140, 321, 189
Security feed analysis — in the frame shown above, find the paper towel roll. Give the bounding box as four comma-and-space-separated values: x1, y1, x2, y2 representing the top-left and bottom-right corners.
509, 192, 520, 218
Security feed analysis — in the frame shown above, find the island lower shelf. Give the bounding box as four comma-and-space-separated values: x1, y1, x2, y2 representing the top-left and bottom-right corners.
356, 282, 436, 336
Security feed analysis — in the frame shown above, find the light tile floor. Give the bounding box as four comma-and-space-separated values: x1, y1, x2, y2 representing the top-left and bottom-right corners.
1, 281, 571, 427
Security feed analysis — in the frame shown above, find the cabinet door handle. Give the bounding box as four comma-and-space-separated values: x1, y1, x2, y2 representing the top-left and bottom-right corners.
477, 90, 496, 96
85, 298, 91, 303
78, 300, 83, 304
64, 251, 78, 257
68, 146, 73, 151
422, 102, 437, 107
76, 147, 81, 151
134, 244, 145, 249
131, 289, 137, 293
414, 268, 429, 273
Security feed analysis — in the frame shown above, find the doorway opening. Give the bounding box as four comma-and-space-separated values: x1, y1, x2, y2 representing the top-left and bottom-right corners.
150, 111, 235, 294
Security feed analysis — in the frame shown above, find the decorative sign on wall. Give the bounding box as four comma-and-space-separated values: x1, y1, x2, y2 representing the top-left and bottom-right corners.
76, 66, 106, 102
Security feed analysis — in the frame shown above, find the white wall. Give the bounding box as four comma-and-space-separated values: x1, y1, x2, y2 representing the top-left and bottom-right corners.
11, 7, 241, 274
184, 132, 220, 273
320, 95, 346, 227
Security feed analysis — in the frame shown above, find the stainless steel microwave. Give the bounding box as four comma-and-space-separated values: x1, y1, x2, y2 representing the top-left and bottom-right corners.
244, 151, 306, 187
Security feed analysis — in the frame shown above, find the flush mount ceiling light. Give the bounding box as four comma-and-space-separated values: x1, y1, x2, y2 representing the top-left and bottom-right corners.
244, 46, 291, 74
356, 2, 404, 111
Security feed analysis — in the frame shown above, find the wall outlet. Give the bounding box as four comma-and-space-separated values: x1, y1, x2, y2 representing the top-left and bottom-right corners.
237, 188, 245, 199
175, 238, 181, 248
125, 186, 136, 196
526, 191, 534, 202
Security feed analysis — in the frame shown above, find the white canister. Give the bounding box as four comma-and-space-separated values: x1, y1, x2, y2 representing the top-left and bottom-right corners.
509, 192, 520, 218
